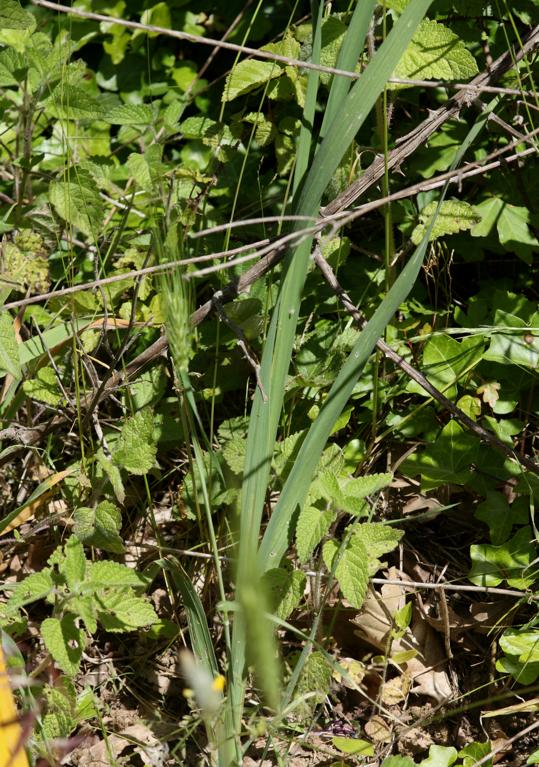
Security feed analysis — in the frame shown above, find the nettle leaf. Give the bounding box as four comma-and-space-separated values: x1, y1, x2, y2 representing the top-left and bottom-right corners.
73, 501, 124, 554
355, 523, 404, 574
222, 59, 281, 102
0, 0, 34, 29
296, 506, 335, 563
95, 449, 125, 505
5, 569, 54, 610
63, 536, 86, 591
23, 366, 62, 406
412, 200, 480, 245
341, 473, 393, 504
323, 533, 369, 609
394, 19, 478, 82
44, 84, 104, 120
87, 560, 148, 589
222, 436, 246, 475
294, 650, 332, 717
41, 615, 84, 676
114, 409, 157, 475
96, 590, 158, 632
0, 313, 22, 379
469, 526, 536, 589
67, 596, 97, 634
41, 683, 76, 740
104, 103, 154, 125
262, 567, 306, 621
49, 176, 104, 238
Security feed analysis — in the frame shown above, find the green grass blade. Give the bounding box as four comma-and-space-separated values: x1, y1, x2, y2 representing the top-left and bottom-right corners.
320, 0, 377, 138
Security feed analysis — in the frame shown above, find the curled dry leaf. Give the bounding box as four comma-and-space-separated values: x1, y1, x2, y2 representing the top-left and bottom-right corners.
351, 569, 452, 702
364, 714, 392, 742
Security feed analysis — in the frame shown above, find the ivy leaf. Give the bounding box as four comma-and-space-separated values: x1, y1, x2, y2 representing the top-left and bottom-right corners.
262, 566, 306, 621
296, 505, 334, 563
96, 590, 158, 632
394, 19, 478, 82
41, 615, 84, 676
104, 103, 154, 125
23, 366, 62, 405
323, 534, 369, 609
73, 501, 124, 554
49, 177, 104, 238
412, 200, 480, 245
407, 332, 484, 400
0, 0, 35, 29
113, 409, 157, 475
483, 311, 539, 369
496, 203, 539, 264
499, 629, 539, 664
222, 59, 281, 102
469, 526, 536, 589
421, 746, 458, 767
0, 313, 21, 379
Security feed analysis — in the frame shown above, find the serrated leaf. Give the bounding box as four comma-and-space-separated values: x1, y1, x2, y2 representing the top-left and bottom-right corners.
63, 536, 86, 590
323, 534, 369, 609
296, 505, 334, 563
23, 366, 62, 405
342, 472, 393, 502
355, 523, 404, 574
96, 590, 158, 632
67, 595, 97, 634
87, 560, 148, 589
0, 313, 21, 379
295, 650, 332, 717
394, 19, 478, 82
95, 449, 125, 505
412, 200, 480, 244
73, 501, 124, 554
0, 0, 34, 29
44, 84, 104, 120
222, 436, 246, 475
114, 409, 157, 475
49, 179, 104, 238
41, 616, 84, 676
5, 569, 54, 610
262, 567, 306, 621
222, 59, 281, 102
104, 103, 154, 125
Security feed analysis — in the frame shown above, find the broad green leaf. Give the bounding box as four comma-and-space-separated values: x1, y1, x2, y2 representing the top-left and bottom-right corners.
73, 501, 124, 554
104, 103, 154, 125
475, 491, 512, 545
412, 200, 480, 244
5, 569, 53, 610
222, 436, 246, 475
49, 179, 104, 238
333, 737, 374, 755
0, 313, 21, 379
401, 420, 478, 490
471, 196, 504, 237
23, 366, 62, 406
67, 595, 97, 634
41, 616, 84, 676
459, 742, 492, 767
96, 590, 158, 632
496, 654, 539, 685
394, 19, 478, 82
499, 629, 539, 664
222, 59, 281, 102
323, 533, 369, 609
496, 204, 539, 264
296, 505, 335, 563
262, 567, 306, 621
483, 311, 539, 369
420, 745, 458, 767
63, 536, 86, 590
0, 0, 34, 29
382, 758, 415, 767
407, 332, 484, 399
87, 561, 148, 589
469, 526, 536, 589
114, 409, 157, 475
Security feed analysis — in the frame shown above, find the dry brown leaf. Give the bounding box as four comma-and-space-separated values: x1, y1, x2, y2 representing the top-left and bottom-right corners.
380, 674, 410, 705
364, 715, 392, 742
74, 724, 168, 767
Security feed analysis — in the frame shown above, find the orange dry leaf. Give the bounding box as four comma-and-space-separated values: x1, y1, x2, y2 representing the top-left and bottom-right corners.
0, 640, 29, 767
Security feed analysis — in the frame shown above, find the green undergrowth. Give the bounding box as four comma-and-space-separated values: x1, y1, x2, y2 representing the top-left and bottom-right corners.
0, 0, 537, 765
